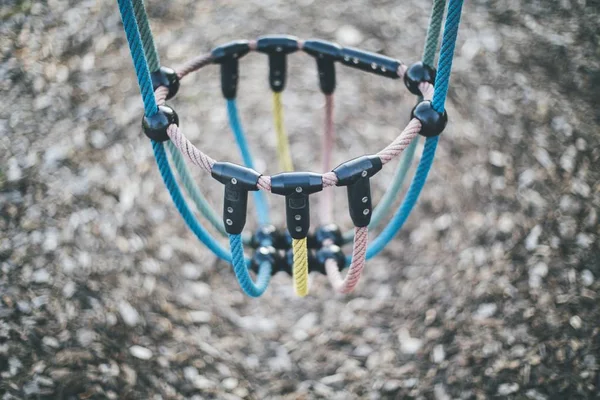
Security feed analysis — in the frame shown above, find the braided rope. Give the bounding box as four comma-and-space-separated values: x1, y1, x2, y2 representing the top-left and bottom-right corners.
423, 0, 447, 67
229, 234, 272, 297
360, 0, 464, 262
132, 0, 160, 72
176, 53, 213, 79
319, 94, 335, 223
272, 92, 294, 171
117, 0, 157, 116
152, 140, 232, 261
432, 0, 463, 113
167, 124, 216, 172
325, 227, 368, 293
226, 100, 270, 225
292, 238, 309, 297
168, 141, 227, 236
165, 114, 421, 190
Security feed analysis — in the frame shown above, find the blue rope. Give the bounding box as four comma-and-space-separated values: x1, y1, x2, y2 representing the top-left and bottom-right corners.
361, 0, 464, 261
117, 0, 157, 117
152, 140, 233, 261
226, 99, 270, 226
229, 234, 272, 297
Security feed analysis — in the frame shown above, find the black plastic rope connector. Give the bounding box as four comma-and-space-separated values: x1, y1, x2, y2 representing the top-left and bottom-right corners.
211, 162, 261, 234
302, 39, 342, 94
340, 47, 402, 79
404, 61, 436, 96
256, 35, 299, 92
309, 224, 343, 248
315, 244, 346, 273
271, 172, 323, 239
211, 40, 251, 99
411, 100, 448, 137
150, 66, 180, 100
250, 225, 289, 250
333, 155, 383, 227
211, 40, 251, 63
251, 245, 287, 276
142, 105, 178, 142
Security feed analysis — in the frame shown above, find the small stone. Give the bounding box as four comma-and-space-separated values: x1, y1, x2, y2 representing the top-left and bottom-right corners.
181, 263, 202, 279
7, 157, 22, 182
121, 364, 137, 386
569, 315, 582, 329
497, 383, 519, 395
77, 329, 97, 346
129, 345, 153, 360
398, 329, 423, 355
320, 374, 345, 386
581, 270, 594, 286
193, 376, 215, 390
474, 303, 497, 320
434, 383, 451, 400
382, 380, 401, 392
183, 366, 198, 382
32, 268, 51, 283
489, 150, 506, 167
17, 301, 32, 314
526, 389, 548, 400
22, 380, 40, 396
222, 377, 238, 390
42, 336, 60, 348
189, 311, 211, 323
62, 281, 76, 298
525, 225, 542, 250
432, 345, 445, 363
118, 301, 140, 326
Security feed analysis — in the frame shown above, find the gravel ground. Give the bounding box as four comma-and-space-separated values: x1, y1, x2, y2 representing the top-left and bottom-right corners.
1, 0, 599, 399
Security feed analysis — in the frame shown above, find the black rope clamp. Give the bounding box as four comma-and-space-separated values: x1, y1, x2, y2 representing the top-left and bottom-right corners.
333, 155, 382, 227
302, 40, 342, 94
256, 35, 299, 92
211, 162, 261, 234
142, 105, 178, 142
271, 172, 323, 239
150, 66, 180, 100
340, 47, 402, 79
211, 40, 251, 99
404, 61, 436, 96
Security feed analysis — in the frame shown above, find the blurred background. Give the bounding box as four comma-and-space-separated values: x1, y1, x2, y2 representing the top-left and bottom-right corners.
1, 0, 599, 398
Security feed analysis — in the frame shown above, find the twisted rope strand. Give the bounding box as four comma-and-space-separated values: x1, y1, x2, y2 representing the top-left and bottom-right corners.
176, 53, 213, 79
229, 234, 272, 297
272, 92, 294, 171
132, 0, 160, 72
117, 0, 157, 116
319, 94, 335, 223
376, 119, 422, 165
325, 227, 368, 294
292, 238, 309, 297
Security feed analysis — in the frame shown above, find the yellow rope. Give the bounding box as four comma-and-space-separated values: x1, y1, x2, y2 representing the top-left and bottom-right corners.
272, 92, 294, 171
292, 238, 309, 297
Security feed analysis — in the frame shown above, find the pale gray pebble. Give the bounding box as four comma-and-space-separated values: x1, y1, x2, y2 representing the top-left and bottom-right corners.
129, 345, 153, 360
497, 383, 520, 395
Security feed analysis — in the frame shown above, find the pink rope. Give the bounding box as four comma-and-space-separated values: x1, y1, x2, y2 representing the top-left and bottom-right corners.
420, 82, 434, 101
155, 86, 169, 106
325, 227, 368, 293
176, 53, 213, 79
397, 64, 408, 79
319, 94, 335, 223
376, 118, 421, 165
167, 124, 215, 172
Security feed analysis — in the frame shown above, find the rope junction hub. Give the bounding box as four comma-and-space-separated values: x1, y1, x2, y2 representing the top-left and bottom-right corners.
118, 0, 464, 297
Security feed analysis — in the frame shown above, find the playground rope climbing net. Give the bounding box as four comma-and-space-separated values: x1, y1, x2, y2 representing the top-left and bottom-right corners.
117, 0, 464, 297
